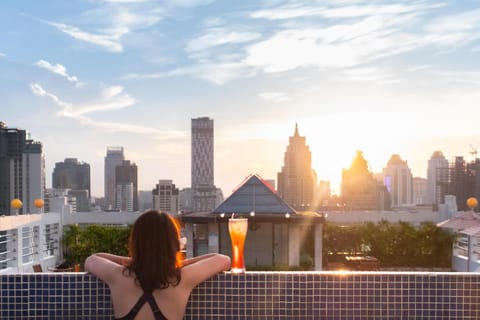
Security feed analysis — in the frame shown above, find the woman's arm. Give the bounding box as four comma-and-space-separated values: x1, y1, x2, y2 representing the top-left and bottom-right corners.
182, 253, 218, 266
84, 253, 129, 284
181, 253, 230, 288
90, 252, 131, 265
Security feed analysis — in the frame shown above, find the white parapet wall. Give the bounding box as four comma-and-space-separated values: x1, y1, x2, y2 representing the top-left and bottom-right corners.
0, 213, 61, 274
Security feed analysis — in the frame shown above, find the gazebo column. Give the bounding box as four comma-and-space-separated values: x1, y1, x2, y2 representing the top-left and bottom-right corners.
288, 224, 300, 266
184, 223, 194, 259
208, 222, 219, 253
314, 223, 323, 271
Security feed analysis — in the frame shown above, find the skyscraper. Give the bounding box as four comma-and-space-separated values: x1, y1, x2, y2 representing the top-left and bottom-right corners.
0, 121, 44, 215
382, 154, 413, 207
277, 124, 317, 210
191, 117, 217, 211
341, 151, 388, 210
426, 151, 449, 206
52, 158, 90, 194
104, 147, 124, 210
115, 160, 138, 211
152, 180, 179, 214
52, 158, 91, 211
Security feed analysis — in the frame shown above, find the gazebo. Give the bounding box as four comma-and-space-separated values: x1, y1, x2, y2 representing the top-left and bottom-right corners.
180, 174, 326, 270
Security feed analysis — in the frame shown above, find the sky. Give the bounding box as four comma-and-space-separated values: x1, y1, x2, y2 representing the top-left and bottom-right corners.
1, 0, 480, 198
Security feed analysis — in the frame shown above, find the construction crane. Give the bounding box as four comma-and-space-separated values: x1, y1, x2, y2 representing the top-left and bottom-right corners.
470, 143, 479, 159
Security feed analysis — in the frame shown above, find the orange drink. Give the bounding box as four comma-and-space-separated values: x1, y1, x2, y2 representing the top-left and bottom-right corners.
228, 217, 248, 273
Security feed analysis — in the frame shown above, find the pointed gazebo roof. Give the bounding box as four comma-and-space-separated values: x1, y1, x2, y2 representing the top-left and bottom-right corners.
212, 174, 295, 214
180, 174, 325, 223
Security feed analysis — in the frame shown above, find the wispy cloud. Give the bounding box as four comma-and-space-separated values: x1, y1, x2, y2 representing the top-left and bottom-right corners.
46, 21, 126, 52
35, 60, 82, 85
31, 83, 135, 116
42, 2, 164, 52
258, 91, 292, 103
30, 83, 185, 139
185, 28, 261, 53
250, 2, 444, 20
340, 67, 399, 84
406, 65, 430, 72
125, 61, 252, 85
124, 1, 480, 87
0, 52, 6, 58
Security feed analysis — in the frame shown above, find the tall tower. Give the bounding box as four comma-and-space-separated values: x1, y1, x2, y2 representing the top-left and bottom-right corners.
277, 124, 317, 210
104, 147, 124, 209
382, 154, 413, 207
115, 160, 138, 211
191, 117, 217, 211
0, 121, 44, 215
341, 151, 387, 210
426, 151, 449, 206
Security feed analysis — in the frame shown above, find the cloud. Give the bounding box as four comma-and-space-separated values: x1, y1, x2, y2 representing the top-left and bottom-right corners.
0, 52, 6, 58
46, 21, 125, 52
29, 83, 185, 139
74, 86, 137, 115
29, 83, 135, 117
258, 91, 292, 103
185, 28, 261, 53
124, 61, 253, 85
406, 65, 430, 72
35, 60, 81, 85
30, 83, 73, 112
340, 67, 399, 83
43, 2, 163, 52
250, 2, 444, 20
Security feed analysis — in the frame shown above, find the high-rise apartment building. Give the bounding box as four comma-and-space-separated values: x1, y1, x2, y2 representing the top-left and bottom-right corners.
277, 124, 317, 210
413, 177, 427, 205
104, 147, 125, 210
52, 158, 90, 211
0, 121, 44, 215
382, 154, 414, 207
115, 160, 138, 211
191, 117, 217, 211
152, 180, 179, 214
426, 151, 449, 206
116, 182, 133, 212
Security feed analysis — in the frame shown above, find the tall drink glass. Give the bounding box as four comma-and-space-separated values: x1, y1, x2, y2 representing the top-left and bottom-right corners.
228, 217, 248, 273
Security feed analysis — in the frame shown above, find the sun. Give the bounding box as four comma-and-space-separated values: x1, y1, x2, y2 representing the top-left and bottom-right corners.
299, 112, 412, 194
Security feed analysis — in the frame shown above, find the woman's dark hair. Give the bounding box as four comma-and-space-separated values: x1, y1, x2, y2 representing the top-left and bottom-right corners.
125, 210, 182, 292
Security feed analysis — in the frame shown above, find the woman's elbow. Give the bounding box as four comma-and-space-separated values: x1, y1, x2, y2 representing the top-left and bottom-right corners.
84, 253, 98, 273
219, 254, 231, 271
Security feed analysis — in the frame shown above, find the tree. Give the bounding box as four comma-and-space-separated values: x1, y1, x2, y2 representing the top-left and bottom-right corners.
62, 224, 131, 266
323, 221, 454, 269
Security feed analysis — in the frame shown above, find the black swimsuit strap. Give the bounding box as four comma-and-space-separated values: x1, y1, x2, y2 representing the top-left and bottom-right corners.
115, 294, 148, 320
144, 291, 168, 320
115, 281, 168, 320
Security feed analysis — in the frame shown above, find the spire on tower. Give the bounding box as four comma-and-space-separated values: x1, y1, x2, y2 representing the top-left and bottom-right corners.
294, 122, 299, 137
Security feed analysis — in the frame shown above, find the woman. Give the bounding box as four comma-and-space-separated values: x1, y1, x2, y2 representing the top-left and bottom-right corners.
85, 210, 231, 320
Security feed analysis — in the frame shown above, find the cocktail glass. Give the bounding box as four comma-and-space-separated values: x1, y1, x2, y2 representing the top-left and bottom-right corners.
228, 217, 248, 273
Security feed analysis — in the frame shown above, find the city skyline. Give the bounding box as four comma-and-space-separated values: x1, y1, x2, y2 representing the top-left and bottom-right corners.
2, 1, 480, 197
